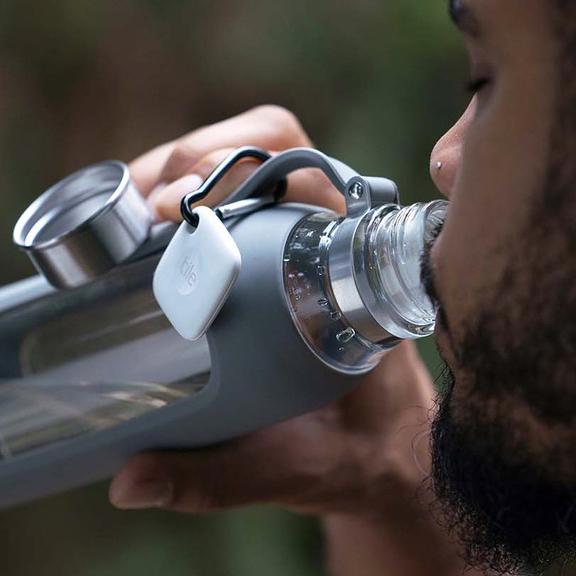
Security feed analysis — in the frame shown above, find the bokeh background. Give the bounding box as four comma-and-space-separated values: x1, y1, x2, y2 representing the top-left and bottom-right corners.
0, 1, 468, 574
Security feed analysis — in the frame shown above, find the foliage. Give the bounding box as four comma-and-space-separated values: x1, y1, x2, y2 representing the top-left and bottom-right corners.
0, 1, 466, 574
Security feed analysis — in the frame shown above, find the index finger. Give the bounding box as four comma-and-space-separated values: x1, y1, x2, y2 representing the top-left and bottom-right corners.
108, 413, 341, 513
129, 106, 311, 197
129, 141, 176, 197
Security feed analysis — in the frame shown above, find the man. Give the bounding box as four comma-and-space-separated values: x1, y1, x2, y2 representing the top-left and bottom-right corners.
109, 0, 576, 574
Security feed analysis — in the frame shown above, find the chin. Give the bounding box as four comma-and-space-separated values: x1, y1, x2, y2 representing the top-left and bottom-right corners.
430, 360, 576, 575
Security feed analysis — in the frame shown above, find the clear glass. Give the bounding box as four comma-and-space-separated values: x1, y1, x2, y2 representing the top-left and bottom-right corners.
283, 201, 448, 372
0, 255, 210, 459
365, 200, 448, 338
283, 213, 398, 374
0, 378, 205, 459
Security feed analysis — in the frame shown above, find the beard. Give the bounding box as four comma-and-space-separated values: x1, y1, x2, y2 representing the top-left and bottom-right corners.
423, 76, 576, 572
431, 365, 576, 575
425, 186, 576, 574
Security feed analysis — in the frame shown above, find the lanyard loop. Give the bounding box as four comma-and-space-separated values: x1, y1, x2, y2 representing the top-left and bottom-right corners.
180, 147, 287, 228
179, 145, 399, 228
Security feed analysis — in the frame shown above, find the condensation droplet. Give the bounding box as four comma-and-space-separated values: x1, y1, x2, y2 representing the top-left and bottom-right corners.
330, 311, 341, 321
283, 255, 291, 262
336, 327, 355, 344
297, 272, 305, 278
317, 265, 326, 276
317, 298, 329, 307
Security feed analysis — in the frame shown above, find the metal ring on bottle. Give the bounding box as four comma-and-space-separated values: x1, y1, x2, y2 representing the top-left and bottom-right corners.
13, 161, 153, 289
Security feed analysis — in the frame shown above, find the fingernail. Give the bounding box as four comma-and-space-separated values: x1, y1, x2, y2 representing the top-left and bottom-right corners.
110, 480, 174, 510
148, 182, 168, 201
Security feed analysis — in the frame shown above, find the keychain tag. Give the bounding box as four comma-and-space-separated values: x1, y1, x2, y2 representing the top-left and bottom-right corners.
153, 206, 241, 340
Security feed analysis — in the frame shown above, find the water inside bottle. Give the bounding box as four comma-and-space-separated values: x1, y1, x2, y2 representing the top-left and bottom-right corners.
0, 377, 206, 459
0, 258, 211, 460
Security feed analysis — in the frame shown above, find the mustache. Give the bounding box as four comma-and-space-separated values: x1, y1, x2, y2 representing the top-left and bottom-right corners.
420, 220, 451, 336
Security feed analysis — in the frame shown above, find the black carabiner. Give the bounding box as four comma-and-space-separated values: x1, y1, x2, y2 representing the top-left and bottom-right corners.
180, 146, 287, 227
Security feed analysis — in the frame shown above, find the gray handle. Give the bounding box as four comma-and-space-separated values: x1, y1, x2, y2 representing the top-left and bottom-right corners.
225, 148, 399, 217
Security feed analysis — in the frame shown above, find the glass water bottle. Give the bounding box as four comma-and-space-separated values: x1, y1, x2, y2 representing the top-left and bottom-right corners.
284, 200, 447, 373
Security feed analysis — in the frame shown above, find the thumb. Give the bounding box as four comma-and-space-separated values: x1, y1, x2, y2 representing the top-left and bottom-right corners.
109, 443, 265, 512
108, 416, 337, 513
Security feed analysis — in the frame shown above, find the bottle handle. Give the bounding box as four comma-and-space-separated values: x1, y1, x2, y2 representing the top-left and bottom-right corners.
224, 147, 399, 218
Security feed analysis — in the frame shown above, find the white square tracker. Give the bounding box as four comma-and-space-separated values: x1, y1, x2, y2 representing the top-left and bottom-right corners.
153, 206, 242, 340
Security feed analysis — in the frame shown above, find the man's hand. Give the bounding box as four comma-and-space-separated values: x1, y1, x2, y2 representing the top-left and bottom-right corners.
109, 342, 433, 516
128, 104, 344, 220
109, 105, 470, 575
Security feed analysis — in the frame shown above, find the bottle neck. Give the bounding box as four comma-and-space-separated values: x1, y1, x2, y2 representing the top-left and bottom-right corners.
328, 200, 447, 341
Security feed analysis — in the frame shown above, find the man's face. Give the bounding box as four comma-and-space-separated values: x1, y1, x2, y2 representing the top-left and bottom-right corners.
431, 0, 557, 359
426, 0, 576, 572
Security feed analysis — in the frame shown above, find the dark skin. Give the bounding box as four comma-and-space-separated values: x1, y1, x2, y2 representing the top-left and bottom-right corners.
108, 0, 571, 573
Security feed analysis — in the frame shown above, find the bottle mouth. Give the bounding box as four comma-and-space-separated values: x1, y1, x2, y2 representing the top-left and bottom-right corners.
423, 201, 447, 249
366, 200, 448, 338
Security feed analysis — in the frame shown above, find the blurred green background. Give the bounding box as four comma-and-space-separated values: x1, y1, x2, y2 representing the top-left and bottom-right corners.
0, 1, 467, 574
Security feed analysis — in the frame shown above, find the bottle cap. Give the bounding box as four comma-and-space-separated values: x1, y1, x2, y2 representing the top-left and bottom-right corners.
13, 161, 152, 289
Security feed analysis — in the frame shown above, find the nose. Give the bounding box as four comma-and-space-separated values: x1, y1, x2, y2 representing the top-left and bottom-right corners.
429, 98, 476, 199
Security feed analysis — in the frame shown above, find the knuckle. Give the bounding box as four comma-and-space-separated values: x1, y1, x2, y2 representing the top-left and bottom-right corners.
173, 482, 217, 513
171, 456, 229, 513
251, 104, 308, 143
163, 140, 202, 180
193, 149, 230, 180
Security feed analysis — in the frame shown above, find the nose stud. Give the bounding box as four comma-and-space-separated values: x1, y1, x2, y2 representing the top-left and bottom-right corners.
435, 161, 443, 171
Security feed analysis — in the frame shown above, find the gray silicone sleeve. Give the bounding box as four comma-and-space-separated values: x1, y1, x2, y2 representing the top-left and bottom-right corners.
0, 205, 361, 509
0, 148, 398, 509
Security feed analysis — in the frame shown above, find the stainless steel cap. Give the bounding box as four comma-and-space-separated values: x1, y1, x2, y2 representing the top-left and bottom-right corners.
13, 161, 153, 289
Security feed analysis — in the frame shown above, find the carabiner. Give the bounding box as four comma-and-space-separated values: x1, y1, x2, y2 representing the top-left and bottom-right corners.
180, 147, 287, 228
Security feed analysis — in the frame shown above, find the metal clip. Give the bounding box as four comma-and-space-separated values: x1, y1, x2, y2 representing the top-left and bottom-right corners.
214, 195, 276, 221
180, 147, 287, 228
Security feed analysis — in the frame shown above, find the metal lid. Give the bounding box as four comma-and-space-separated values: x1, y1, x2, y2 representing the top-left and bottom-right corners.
13, 161, 153, 289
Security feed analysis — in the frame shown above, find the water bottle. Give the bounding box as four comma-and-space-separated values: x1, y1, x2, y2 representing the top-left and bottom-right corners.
0, 147, 446, 508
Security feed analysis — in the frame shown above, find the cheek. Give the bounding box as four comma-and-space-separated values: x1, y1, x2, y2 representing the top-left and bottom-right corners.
435, 83, 553, 338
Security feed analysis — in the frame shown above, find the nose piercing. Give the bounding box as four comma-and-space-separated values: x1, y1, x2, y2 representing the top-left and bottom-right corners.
436, 161, 443, 171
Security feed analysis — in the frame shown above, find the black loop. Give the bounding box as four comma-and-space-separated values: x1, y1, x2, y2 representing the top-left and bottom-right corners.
180, 147, 286, 227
